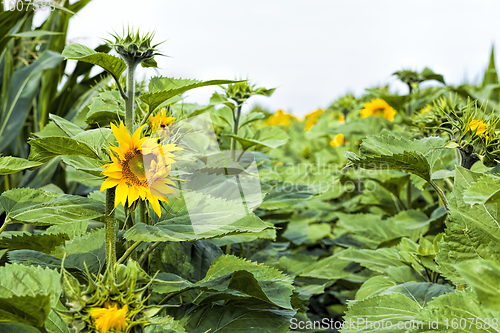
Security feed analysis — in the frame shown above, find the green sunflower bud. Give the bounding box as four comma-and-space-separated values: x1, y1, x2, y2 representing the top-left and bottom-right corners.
105, 28, 163, 68
56, 260, 166, 333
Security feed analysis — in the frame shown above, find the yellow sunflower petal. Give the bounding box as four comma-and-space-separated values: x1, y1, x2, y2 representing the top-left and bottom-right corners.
100, 177, 120, 192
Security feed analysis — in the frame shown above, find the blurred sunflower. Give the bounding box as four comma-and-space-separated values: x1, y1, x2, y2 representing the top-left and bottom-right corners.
149, 107, 176, 136
265, 109, 297, 126
330, 133, 345, 147
304, 109, 325, 131
419, 105, 431, 114
360, 99, 396, 121
338, 114, 345, 123
100, 121, 182, 217
89, 302, 128, 333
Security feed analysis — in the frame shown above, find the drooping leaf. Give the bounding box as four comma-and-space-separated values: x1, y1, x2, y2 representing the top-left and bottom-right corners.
141, 77, 239, 112
124, 192, 271, 242
28, 136, 101, 163
0, 157, 42, 175
1, 188, 105, 225
62, 43, 126, 82
345, 135, 446, 184
226, 126, 289, 151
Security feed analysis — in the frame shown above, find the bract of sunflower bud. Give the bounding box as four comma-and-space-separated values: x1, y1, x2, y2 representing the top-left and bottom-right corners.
56, 260, 165, 333
444, 99, 500, 168
105, 28, 163, 68
224, 81, 275, 105
393, 69, 424, 91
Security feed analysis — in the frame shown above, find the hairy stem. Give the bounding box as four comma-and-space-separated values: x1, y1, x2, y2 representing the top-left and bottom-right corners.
231, 105, 242, 160
117, 241, 143, 265
406, 179, 412, 210
125, 64, 137, 133
428, 180, 450, 211
105, 188, 116, 275
138, 241, 162, 266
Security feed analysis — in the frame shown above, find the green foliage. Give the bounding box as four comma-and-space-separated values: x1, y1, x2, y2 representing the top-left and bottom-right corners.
1, 188, 105, 225
62, 43, 127, 83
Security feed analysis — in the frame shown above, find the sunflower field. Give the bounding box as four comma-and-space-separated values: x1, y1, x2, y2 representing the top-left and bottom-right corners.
1, 2, 500, 333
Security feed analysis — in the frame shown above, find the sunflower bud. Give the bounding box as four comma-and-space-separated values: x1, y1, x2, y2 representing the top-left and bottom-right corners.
106, 28, 163, 68
225, 81, 254, 104
56, 260, 165, 333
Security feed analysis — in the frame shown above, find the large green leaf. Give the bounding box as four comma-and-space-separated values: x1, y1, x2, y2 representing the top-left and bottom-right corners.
61, 43, 126, 82
411, 291, 500, 333
154, 255, 294, 310
48, 114, 84, 137
345, 135, 446, 184
28, 136, 102, 163
455, 259, 500, 309
0, 51, 63, 151
0, 264, 61, 330
341, 293, 422, 333
1, 188, 105, 225
141, 77, 239, 112
0, 294, 52, 331
85, 90, 125, 126
226, 126, 289, 151
335, 210, 432, 249
124, 192, 272, 242
151, 241, 223, 283
0, 157, 42, 175
437, 167, 500, 282
178, 304, 294, 333
0, 231, 68, 253
463, 174, 500, 206
0, 263, 61, 306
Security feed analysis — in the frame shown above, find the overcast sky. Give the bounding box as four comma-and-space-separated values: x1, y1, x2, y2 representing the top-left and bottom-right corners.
62, 0, 500, 116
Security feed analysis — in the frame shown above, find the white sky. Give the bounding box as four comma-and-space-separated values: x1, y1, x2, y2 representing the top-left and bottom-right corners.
58, 0, 500, 116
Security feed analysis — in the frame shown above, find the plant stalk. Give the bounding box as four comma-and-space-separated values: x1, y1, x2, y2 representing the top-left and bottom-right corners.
428, 180, 450, 211
231, 105, 242, 160
406, 179, 412, 210
125, 63, 137, 133
105, 188, 117, 276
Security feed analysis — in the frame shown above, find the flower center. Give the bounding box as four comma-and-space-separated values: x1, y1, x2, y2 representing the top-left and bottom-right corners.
372, 107, 386, 116
122, 150, 148, 186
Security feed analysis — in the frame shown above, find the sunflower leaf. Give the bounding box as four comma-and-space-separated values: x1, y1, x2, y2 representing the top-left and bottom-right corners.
0, 157, 42, 175
345, 135, 446, 183
62, 43, 127, 82
141, 77, 240, 112
0, 188, 105, 225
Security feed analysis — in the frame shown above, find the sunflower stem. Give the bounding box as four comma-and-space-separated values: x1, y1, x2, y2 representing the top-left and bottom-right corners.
406, 179, 412, 210
125, 62, 137, 133
231, 105, 242, 160
105, 188, 116, 277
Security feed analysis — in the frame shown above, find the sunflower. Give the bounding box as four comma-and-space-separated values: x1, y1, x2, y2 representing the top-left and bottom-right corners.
89, 302, 128, 333
419, 105, 431, 114
338, 114, 345, 123
149, 108, 176, 136
265, 109, 297, 126
330, 133, 345, 147
360, 99, 396, 121
100, 121, 182, 217
304, 109, 325, 131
